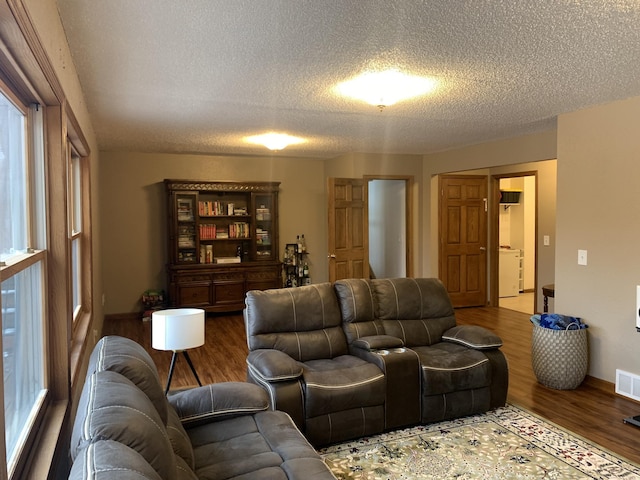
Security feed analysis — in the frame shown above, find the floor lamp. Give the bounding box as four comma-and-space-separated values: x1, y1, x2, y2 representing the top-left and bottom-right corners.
152, 308, 205, 395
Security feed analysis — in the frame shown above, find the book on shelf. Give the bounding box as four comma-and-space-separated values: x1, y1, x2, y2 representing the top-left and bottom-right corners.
200, 245, 214, 263
214, 256, 241, 264
256, 207, 271, 221
178, 251, 196, 262
256, 228, 270, 245
199, 200, 248, 216
178, 236, 195, 248
199, 223, 217, 240
229, 222, 250, 238
177, 199, 194, 221
233, 207, 248, 215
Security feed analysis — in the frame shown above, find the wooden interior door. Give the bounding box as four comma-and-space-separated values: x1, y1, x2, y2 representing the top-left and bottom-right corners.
439, 175, 488, 307
327, 178, 369, 282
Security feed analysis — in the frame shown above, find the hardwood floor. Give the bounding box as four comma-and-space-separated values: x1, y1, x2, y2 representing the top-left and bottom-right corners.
103, 306, 640, 464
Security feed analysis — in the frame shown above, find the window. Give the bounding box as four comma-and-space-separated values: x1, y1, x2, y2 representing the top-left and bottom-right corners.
0, 88, 47, 477
69, 148, 82, 320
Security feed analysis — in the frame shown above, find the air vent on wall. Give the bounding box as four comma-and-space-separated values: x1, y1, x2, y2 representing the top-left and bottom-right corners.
499, 190, 522, 205
616, 369, 640, 402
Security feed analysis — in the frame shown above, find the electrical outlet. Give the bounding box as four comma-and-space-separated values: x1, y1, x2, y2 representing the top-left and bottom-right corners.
543, 235, 550, 246
578, 249, 587, 266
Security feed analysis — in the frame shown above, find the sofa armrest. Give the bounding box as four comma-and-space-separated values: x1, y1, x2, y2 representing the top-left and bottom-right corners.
168, 382, 269, 427
352, 335, 404, 351
246, 349, 303, 382
442, 325, 503, 350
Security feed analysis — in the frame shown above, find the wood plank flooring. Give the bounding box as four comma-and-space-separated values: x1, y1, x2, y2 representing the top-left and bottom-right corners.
103, 306, 640, 464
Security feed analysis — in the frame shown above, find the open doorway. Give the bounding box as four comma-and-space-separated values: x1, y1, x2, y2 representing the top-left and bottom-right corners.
495, 174, 536, 314
366, 176, 413, 278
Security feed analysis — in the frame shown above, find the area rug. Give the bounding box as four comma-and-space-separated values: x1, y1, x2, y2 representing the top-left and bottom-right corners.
319, 404, 640, 479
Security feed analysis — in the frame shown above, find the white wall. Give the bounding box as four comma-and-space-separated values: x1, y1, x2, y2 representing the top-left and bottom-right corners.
556, 95, 640, 382
369, 179, 406, 278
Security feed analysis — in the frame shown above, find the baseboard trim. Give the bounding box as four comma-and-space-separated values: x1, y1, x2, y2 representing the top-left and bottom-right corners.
582, 374, 640, 405
104, 312, 141, 322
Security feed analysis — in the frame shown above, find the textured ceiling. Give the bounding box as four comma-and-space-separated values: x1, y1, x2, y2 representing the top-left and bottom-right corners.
56, 0, 640, 158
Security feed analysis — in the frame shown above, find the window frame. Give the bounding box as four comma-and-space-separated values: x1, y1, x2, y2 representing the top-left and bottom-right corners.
66, 107, 93, 387
0, 1, 95, 477
0, 77, 50, 479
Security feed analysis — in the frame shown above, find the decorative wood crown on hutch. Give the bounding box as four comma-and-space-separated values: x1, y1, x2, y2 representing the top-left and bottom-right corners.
164, 179, 281, 313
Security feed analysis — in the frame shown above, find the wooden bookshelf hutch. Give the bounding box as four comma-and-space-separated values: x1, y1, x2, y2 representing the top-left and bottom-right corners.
165, 179, 281, 313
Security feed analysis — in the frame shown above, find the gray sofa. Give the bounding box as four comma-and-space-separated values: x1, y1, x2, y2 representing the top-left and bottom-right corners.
244, 277, 509, 446
68, 335, 336, 480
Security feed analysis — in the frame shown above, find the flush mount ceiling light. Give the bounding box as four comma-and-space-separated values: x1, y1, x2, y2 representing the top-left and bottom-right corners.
245, 132, 306, 151
335, 69, 438, 110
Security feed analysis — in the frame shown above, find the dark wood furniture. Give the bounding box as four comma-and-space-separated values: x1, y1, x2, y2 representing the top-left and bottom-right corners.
165, 179, 281, 313
542, 283, 555, 312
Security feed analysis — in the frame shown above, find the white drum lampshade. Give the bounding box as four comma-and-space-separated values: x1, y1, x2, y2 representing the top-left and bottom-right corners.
152, 308, 205, 352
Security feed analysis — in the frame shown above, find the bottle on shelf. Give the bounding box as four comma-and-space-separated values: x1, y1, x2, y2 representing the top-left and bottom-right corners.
300, 234, 306, 253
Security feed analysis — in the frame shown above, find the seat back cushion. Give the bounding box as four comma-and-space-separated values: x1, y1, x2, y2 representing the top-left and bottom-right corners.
372, 278, 457, 347
245, 283, 347, 361
334, 278, 385, 344
70, 370, 178, 480
166, 405, 195, 470
69, 440, 164, 480
87, 335, 168, 424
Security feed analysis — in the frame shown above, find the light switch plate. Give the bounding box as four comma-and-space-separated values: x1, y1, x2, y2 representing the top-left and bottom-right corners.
543, 235, 550, 246
578, 249, 587, 266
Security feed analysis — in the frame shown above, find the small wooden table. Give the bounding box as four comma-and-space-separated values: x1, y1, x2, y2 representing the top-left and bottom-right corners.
542, 284, 555, 313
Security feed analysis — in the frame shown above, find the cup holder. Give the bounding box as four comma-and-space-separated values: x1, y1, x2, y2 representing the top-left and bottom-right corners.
374, 348, 406, 355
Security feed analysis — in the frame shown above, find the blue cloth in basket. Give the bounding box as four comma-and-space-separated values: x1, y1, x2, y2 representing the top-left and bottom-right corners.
530, 313, 588, 330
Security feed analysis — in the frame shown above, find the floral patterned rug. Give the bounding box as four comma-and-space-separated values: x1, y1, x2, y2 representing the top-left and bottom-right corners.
319, 404, 640, 479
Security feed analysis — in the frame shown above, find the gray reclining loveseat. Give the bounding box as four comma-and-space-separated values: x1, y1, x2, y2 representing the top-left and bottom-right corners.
245, 277, 508, 446
68, 335, 336, 479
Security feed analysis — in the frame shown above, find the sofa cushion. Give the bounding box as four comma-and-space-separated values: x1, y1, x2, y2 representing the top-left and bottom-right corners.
166, 406, 195, 469
372, 278, 455, 318
69, 440, 164, 480
245, 283, 348, 361
302, 355, 385, 417
442, 325, 503, 350
334, 279, 387, 345
187, 411, 325, 479
413, 342, 491, 395
246, 349, 304, 382
70, 370, 177, 480
88, 335, 168, 424
168, 382, 269, 427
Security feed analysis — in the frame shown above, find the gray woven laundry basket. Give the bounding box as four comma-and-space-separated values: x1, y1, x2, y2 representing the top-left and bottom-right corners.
531, 323, 588, 390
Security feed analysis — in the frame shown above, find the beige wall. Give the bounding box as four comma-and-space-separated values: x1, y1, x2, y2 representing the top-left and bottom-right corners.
99, 152, 326, 314
556, 95, 640, 382
326, 152, 425, 276
422, 131, 557, 312
100, 151, 425, 314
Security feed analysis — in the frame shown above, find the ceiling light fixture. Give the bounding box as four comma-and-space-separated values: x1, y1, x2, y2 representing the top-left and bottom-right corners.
336, 69, 438, 111
245, 132, 306, 151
